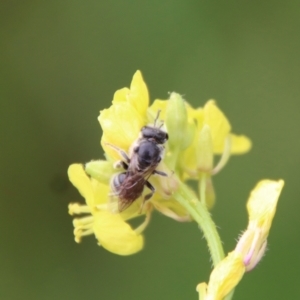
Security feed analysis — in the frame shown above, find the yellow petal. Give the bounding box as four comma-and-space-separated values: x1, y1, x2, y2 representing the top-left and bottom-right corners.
203, 100, 231, 153
120, 198, 144, 221
247, 179, 284, 230
186, 103, 204, 127
99, 102, 144, 159
206, 251, 245, 300
229, 134, 252, 155
93, 211, 144, 255
111, 71, 149, 118
68, 164, 94, 207
128, 70, 149, 117
112, 87, 130, 103
68, 164, 109, 209
91, 179, 110, 206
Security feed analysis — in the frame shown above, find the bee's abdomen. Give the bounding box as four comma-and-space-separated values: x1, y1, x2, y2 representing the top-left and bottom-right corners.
113, 172, 145, 202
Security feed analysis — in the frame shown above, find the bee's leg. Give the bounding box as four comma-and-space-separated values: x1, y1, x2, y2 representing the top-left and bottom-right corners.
152, 170, 167, 176
114, 160, 129, 170
104, 143, 130, 164
144, 181, 155, 200
139, 181, 155, 213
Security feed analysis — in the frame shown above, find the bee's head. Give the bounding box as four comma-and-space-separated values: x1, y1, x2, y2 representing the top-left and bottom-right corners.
141, 126, 168, 144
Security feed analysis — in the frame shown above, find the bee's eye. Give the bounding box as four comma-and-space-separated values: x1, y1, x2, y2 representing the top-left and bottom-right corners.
165, 133, 169, 140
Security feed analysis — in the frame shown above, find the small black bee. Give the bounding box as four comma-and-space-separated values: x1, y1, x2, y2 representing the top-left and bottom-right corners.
108, 112, 168, 212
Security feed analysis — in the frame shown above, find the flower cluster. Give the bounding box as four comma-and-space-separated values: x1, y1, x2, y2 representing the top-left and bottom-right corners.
68, 71, 285, 299
68, 71, 252, 256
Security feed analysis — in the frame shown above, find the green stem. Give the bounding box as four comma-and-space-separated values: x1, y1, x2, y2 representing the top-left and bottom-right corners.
199, 173, 207, 206
173, 182, 224, 267
176, 179, 236, 300
167, 146, 181, 171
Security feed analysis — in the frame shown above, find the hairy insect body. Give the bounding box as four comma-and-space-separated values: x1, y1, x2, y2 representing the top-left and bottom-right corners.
109, 116, 169, 212
133, 139, 163, 171
112, 171, 145, 204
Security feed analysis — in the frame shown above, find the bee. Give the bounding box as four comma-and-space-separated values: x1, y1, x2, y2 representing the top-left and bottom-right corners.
107, 112, 168, 212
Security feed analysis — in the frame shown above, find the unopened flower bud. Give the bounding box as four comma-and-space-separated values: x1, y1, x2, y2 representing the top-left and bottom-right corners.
204, 251, 245, 300
197, 124, 214, 172
85, 160, 115, 185
235, 179, 284, 271
165, 93, 193, 150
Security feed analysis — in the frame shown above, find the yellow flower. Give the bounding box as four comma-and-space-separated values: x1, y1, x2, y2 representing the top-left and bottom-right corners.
181, 100, 252, 209
235, 179, 284, 271
68, 70, 253, 256
183, 100, 252, 177
68, 164, 145, 255
97, 71, 188, 218
68, 72, 194, 255
198, 251, 245, 300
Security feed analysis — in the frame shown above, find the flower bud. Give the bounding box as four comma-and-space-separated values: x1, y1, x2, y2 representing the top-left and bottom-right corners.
197, 124, 214, 172
204, 251, 245, 300
235, 179, 284, 271
165, 93, 193, 151
85, 160, 115, 185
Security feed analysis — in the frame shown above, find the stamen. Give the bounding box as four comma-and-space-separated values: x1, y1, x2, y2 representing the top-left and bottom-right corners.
73, 216, 94, 243
211, 135, 232, 175
68, 203, 91, 215
74, 227, 94, 243
73, 216, 94, 227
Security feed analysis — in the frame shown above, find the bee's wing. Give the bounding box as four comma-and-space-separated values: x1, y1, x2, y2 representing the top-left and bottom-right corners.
117, 197, 137, 213
119, 173, 146, 212
108, 190, 140, 213
107, 190, 137, 213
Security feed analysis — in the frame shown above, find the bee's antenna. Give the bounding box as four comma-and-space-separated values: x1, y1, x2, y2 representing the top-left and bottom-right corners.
154, 110, 161, 127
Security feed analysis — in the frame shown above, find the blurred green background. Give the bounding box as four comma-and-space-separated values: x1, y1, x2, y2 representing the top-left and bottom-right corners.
1, 1, 299, 299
